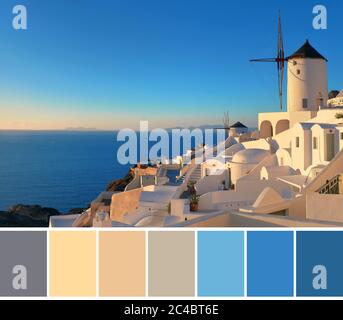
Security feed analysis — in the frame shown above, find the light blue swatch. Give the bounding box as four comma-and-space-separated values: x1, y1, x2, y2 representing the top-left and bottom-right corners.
198, 231, 244, 297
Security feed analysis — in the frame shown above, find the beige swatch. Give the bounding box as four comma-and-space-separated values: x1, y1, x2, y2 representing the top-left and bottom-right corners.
149, 231, 195, 297
49, 231, 96, 297
99, 231, 145, 297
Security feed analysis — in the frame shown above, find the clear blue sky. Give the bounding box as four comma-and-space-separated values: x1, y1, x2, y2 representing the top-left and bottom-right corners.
0, 0, 342, 130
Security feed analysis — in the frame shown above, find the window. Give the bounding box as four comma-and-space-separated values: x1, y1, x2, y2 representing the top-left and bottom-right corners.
313, 137, 318, 149
341, 132, 343, 140
296, 137, 300, 148
303, 98, 308, 109
297, 69, 301, 75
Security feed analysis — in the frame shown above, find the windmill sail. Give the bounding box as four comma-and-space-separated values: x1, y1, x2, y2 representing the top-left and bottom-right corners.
277, 14, 285, 111
250, 13, 287, 111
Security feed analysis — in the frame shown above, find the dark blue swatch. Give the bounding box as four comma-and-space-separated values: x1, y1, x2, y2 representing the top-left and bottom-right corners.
297, 231, 343, 296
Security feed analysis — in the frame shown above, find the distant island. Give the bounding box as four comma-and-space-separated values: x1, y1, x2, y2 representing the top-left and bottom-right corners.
65, 127, 98, 131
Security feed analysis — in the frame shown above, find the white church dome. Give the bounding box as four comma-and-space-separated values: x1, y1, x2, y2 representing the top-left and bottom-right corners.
232, 149, 269, 164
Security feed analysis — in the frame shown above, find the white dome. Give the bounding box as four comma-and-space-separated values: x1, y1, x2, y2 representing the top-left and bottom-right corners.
232, 149, 269, 164
221, 143, 245, 157
226, 143, 245, 156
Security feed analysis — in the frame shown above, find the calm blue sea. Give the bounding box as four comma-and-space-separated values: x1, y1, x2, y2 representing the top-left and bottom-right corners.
0, 130, 225, 212
0, 131, 131, 212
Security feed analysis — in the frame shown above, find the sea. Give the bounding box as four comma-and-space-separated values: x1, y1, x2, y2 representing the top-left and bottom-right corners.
0, 130, 226, 212
0, 131, 132, 212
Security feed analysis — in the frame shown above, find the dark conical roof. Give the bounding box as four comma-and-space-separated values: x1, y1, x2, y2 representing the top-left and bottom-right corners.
287, 40, 327, 61
230, 121, 247, 128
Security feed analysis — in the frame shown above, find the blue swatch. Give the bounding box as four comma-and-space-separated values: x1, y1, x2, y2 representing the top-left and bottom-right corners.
198, 231, 244, 297
248, 231, 294, 297
297, 231, 343, 296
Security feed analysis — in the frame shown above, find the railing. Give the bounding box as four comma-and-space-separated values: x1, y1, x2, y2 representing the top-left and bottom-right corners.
317, 175, 340, 195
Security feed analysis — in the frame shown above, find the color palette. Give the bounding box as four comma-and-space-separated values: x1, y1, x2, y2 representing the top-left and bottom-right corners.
0, 230, 343, 298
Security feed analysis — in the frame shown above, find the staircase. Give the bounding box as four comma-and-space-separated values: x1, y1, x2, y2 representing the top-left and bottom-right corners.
188, 164, 202, 184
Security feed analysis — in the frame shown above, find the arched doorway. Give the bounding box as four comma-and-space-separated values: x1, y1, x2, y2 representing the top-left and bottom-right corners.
260, 120, 273, 138
275, 119, 290, 135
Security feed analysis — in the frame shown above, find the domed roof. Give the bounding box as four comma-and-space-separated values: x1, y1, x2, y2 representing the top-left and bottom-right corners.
223, 143, 245, 156
232, 148, 269, 164
287, 40, 327, 61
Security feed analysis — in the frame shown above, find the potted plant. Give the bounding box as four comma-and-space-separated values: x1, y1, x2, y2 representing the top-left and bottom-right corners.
190, 193, 200, 212
187, 182, 199, 211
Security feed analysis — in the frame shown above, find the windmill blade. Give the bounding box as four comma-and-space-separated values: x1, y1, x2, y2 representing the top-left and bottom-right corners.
250, 58, 277, 62
277, 12, 285, 111
249, 12, 287, 112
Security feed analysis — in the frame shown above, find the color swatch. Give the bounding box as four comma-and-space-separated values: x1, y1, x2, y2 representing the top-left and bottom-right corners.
297, 231, 343, 296
99, 231, 145, 297
0, 231, 46, 297
247, 231, 294, 297
148, 231, 195, 297
49, 231, 96, 297
198, 231, 244, 296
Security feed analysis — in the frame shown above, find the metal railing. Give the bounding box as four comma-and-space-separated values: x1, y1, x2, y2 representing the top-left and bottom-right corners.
317, 175, 340, 195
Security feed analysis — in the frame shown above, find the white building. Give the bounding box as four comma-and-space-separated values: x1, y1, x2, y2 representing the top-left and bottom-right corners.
328, 90, 343, 107
259, 40, 328, 139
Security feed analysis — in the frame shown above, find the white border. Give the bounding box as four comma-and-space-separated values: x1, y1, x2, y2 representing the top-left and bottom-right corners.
145, 230, 149, 297
194, 230, 198, 297
96, 230, 99, 297
244, 230, 247, 297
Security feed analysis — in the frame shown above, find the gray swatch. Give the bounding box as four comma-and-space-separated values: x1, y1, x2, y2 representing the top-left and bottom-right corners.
0, 231, 47, 296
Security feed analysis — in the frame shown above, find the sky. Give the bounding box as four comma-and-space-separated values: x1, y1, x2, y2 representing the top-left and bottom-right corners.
0, 0, 342, 130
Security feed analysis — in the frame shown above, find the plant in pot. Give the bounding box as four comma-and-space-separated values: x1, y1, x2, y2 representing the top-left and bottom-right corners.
187, 182, 199, 211
190, 193, 200, 212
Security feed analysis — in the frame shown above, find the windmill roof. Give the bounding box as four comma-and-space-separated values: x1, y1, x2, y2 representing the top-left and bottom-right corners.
230, 121, 247, 128
287, 40, 327, 61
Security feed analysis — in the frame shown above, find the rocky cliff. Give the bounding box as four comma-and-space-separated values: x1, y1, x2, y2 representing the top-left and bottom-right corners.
0, 205, 84, 227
